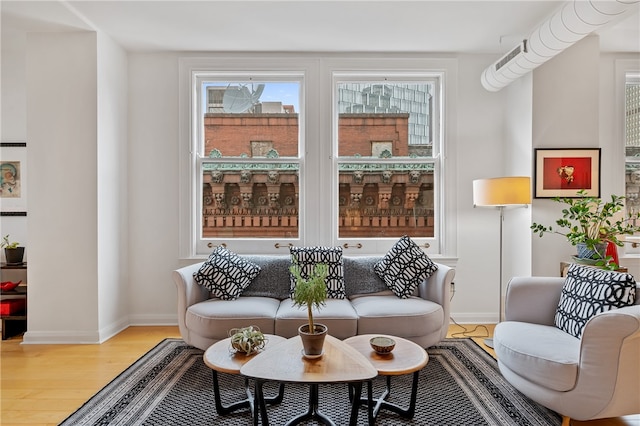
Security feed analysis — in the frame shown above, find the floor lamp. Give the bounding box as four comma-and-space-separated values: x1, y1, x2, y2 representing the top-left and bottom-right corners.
472, 176, 531, 349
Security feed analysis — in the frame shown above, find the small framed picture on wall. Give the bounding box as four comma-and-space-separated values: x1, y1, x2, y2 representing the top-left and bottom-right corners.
534, 148, 601, 198
0, 142, 27, 214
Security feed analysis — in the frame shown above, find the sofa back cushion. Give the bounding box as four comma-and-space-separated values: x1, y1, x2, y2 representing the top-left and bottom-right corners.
241, 255, 292, 300
344, 256, 388, 297
289, 246, 345, 299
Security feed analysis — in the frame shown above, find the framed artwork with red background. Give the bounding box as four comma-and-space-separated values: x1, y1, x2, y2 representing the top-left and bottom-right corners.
534, 148, 601, 198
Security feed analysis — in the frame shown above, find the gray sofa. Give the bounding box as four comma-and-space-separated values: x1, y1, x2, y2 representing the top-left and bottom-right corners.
172, 255, 455, 351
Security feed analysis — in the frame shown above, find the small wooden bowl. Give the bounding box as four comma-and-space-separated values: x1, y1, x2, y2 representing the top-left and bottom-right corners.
370, 336, 396, 354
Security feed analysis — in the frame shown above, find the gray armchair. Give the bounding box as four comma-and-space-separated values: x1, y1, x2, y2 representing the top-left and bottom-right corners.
493, 276, 640, 425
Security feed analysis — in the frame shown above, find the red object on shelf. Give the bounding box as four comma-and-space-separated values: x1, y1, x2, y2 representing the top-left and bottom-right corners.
606, 241, 620, 266
0, 299, 26, 316
1, 280, 21, 292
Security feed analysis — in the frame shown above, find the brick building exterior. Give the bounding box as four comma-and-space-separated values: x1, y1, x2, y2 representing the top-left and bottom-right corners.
202, 112, 434, 239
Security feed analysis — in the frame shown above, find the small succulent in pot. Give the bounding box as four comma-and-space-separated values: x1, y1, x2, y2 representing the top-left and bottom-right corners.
228, 325, 266, 355
1, 234, 25, 265
1, 235, 19, 249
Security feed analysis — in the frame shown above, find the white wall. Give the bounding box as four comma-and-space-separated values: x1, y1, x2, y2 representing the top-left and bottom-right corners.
127, 53, 182, 325
1, 28, 26, 140
1, 28, 28, 262
24, 32, 101, 342
96, 33, 130, 340
451, 54, 513, 323
531, 36, 602, 277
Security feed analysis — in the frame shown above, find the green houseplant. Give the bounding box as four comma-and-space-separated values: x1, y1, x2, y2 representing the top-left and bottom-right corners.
531, 190, 640, 269
1, 234, 24, 265
289, 261, 328, 357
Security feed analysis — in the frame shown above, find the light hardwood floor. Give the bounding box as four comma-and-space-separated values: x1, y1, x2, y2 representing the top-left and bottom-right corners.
1, 325, 638, 426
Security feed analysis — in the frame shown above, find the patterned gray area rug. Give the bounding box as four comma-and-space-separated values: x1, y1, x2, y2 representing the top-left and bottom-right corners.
59, 338, 562, 426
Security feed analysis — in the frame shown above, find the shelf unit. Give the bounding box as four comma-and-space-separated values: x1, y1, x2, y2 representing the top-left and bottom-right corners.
1, 262, 27, 339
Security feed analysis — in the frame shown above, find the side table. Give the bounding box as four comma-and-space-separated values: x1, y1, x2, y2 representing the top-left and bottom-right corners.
560, 261, 628, 277
344, 334, 429, 423
203, 334, 286, 424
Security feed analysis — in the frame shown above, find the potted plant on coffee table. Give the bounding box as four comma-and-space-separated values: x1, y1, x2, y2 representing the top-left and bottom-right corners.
1, 234, 25, 265
531, 190, 640, 270
290, 261, 328, 358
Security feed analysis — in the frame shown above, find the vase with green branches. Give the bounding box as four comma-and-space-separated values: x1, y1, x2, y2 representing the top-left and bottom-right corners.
289, 261, 328, 357
531, 190, 640, 270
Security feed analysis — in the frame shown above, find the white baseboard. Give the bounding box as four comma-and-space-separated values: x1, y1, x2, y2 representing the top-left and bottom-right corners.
127, 313, 177, 326
450, 312, 498, 324
22, 330, 103, 344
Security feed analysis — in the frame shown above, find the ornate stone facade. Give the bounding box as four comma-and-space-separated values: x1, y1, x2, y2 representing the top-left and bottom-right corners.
202, 113, 434, 238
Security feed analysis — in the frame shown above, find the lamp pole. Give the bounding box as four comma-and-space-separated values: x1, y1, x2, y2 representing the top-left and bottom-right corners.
484, 205, 504, 349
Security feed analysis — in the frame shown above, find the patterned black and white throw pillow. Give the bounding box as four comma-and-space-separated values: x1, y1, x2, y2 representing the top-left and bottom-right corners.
289, 246, 345, 299
555, 263, 636, 338
374, 235, 438, 298
193, 246, 261, 300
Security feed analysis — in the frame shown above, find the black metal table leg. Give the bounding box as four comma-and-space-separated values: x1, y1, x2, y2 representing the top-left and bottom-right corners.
349, 381, 363, 426
211, 370, 284, 421
284, 383, 335, 426
212, 370, 252, 415
358, 371, 421, 423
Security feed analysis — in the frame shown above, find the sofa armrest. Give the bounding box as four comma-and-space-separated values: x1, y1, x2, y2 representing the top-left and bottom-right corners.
571, 305, 640, 416
503, 276, 565, 325
419, 263, 455, 338
172, 262, 209, 337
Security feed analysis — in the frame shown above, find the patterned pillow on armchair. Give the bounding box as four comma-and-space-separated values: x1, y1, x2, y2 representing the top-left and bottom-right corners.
555, 263, 636, 338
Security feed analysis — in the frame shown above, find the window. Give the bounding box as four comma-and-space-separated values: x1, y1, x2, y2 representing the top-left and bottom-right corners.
335, 78, 439, 244
179, 56, 457, 257
195, 77, 302, 254
624, 72, 640, 221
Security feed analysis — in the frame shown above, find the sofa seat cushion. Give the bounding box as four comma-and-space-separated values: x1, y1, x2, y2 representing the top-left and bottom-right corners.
275, 298, 358, 339
186, 296, 280, 340
494, 321, 580, 392
351, 295, 443, 339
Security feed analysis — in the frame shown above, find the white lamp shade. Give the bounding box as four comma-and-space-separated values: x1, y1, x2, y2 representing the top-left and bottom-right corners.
473, 176, 531, 206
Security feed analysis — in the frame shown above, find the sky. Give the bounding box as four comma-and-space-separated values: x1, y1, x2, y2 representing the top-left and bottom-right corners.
257, 82, 300, 112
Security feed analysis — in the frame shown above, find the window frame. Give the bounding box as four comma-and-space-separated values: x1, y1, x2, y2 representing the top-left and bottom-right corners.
618, 59, 640, 255
332, 72, 443, 254
179, 54, 458, 259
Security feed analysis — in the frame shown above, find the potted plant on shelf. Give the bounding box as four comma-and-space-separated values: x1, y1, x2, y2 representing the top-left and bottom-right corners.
1, 235, 25, 265
531, 190, 640, 270
289, 261, 328, 358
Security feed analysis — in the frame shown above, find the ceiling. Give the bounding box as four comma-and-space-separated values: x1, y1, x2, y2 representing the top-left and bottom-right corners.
1, 1, 639, 54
